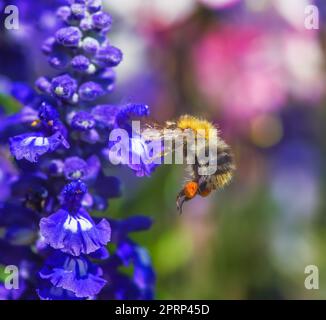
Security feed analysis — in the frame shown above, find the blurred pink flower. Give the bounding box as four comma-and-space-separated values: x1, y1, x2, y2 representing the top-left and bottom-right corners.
192, 25, 324, 120
199, 0, 241, 9
107, 0, 241, 31
107, 0, 197, 30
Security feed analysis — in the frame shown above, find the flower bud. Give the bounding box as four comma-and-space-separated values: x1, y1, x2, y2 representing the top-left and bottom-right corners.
78, 82, 105, 101
55, 27, 82, 47
71, 55, 90, 72
95, 45, 123, 67
51, 74, 78, 100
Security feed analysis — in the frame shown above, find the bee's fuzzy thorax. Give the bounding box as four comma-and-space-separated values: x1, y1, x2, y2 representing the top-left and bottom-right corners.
176, 115, 217, 140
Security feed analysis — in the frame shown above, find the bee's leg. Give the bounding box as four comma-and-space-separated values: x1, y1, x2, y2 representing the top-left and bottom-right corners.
176, 191, 187, 214
176, 181, 199, 214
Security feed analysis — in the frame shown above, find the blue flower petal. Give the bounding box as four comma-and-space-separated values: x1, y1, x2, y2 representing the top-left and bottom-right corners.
89, 247, 110, 260
40, 207, 111, 256
37, 280, 85, 300
109, 216, 153, 242
39, 252, 107, 298
64, 156, 88, 180
71, 111, 96, 131
106, 135, 159, 177
9, 132, 69, 163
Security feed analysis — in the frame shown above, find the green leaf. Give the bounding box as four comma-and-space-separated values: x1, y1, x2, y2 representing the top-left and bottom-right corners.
0, 265, 6, 282
0, 94, 22, 115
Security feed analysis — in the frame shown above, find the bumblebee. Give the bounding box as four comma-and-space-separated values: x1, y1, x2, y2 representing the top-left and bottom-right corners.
142, 115, 235, 213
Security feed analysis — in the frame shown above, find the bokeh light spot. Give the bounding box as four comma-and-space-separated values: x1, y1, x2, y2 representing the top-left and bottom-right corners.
250, 114, 283, 148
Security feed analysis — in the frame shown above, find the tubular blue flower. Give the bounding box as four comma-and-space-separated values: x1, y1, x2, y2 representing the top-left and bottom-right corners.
71, 111, 96, 131
106, 134, 159, 177
40, 181, 111, 256
116, 103, 150, 123
40, 206, 111, 256
9, 131, 69, 163
62, 155, 100, 183
128, 136, 159, 177
64, 157, 88, 180
91, 103, 149, 129
39, 251, 106, 298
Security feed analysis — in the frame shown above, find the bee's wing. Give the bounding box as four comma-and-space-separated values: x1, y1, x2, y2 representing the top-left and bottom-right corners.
141, 124, 183, 161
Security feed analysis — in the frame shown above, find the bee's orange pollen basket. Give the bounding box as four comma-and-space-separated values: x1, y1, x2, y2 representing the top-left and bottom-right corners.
184, 182, 198, 199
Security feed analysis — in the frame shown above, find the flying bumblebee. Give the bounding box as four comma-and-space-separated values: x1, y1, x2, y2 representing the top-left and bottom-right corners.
141, 115, 235, 213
